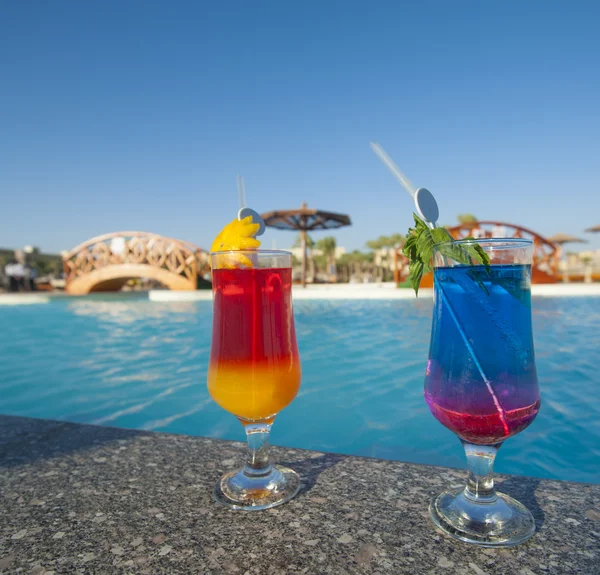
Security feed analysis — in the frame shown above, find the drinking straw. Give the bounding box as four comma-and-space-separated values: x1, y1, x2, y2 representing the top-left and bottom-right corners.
370, 142, 509, 435
237, 174, 246, 211
236, 174, 260, 367
237, 176, 265, 237
434, 284, 509, 435
370, 142, 418, 199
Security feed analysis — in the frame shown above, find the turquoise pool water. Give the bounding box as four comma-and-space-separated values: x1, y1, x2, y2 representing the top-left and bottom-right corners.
1, 296, 598, 483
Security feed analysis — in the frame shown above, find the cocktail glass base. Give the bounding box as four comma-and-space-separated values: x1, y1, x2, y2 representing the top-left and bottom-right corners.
429, 487, 536, 547
214, 464, 300, 511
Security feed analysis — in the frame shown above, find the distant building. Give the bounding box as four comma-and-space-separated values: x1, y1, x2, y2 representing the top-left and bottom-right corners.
559, 248, 600, 282
373, 247, 396, 272
288, 246, 347, 260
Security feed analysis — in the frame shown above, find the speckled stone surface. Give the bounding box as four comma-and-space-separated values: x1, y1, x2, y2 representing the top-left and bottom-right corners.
1, 415, 599, 574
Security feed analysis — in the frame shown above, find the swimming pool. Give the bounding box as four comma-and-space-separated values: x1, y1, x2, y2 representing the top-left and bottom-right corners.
1, 296, 598, 484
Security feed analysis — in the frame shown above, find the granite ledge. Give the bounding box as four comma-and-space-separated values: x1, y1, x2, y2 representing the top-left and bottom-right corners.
0, 415, 598, 575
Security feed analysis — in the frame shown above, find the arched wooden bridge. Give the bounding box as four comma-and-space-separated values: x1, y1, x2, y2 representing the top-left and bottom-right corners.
395, 221, 560, 286
63, 232, 210, 295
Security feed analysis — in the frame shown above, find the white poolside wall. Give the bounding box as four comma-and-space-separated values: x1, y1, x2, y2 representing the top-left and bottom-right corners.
148, 282, 600, 301
1, 282, 599, 305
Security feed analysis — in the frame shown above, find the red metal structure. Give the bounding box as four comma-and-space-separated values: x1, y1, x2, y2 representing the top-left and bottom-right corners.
394, 221, 560, 286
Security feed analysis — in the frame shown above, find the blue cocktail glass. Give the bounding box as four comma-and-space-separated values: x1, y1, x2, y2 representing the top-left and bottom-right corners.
425, 239, 541, 546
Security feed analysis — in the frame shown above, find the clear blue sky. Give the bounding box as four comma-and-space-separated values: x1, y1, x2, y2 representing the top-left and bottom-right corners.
1, 0, 599, 254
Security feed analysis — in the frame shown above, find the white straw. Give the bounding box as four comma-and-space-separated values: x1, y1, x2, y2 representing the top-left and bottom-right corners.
370, 142, 418, 198
237, 174, 246, 210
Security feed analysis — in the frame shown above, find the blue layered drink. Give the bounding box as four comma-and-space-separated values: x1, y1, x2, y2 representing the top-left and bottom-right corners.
425, 263, 541, 445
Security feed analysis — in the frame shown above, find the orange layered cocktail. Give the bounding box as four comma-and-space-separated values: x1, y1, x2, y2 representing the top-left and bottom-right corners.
207, 215, 301, 510
208, 265, 301, 421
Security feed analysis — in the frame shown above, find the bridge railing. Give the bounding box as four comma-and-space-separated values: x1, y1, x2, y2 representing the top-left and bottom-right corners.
446, 221, 560, 280
63, 232, 210, 287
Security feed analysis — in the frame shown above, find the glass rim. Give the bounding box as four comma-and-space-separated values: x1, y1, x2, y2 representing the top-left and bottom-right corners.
209, 249, 292, 257
433, 238, 533, 250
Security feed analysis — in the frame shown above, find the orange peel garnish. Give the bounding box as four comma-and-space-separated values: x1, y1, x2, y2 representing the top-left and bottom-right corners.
211, 216, 261, 268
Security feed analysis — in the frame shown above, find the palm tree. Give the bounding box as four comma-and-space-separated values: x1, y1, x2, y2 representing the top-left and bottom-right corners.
366, 234, 405, 250
457, 213, 478, 225
315, 236, 337, 281
292, 233, 316, 282
365, 236, 387, 250
292, 233, 314, 249
335, 250, 375, 282
365, 234, 405, 281
388, 233, 405, 247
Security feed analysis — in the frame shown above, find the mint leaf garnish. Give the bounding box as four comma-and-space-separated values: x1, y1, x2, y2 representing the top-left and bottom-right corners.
402, 214, 491, 295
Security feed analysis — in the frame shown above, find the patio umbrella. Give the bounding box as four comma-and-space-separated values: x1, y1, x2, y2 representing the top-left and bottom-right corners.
585, 225, 600, 233
547, 233, 588, 246
261, 202, 351, 287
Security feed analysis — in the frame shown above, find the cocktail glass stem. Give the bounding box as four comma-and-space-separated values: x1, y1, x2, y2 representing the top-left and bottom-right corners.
213, 418, 300, 510
430, 439, 535, 546
463, 441, 499, 503
242, 422, 273, 477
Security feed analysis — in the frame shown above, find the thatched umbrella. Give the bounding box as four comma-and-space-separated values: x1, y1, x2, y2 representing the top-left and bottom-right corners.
261, 202, 351, 287
547, 232, 588, 246
585, 225, 600, 233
